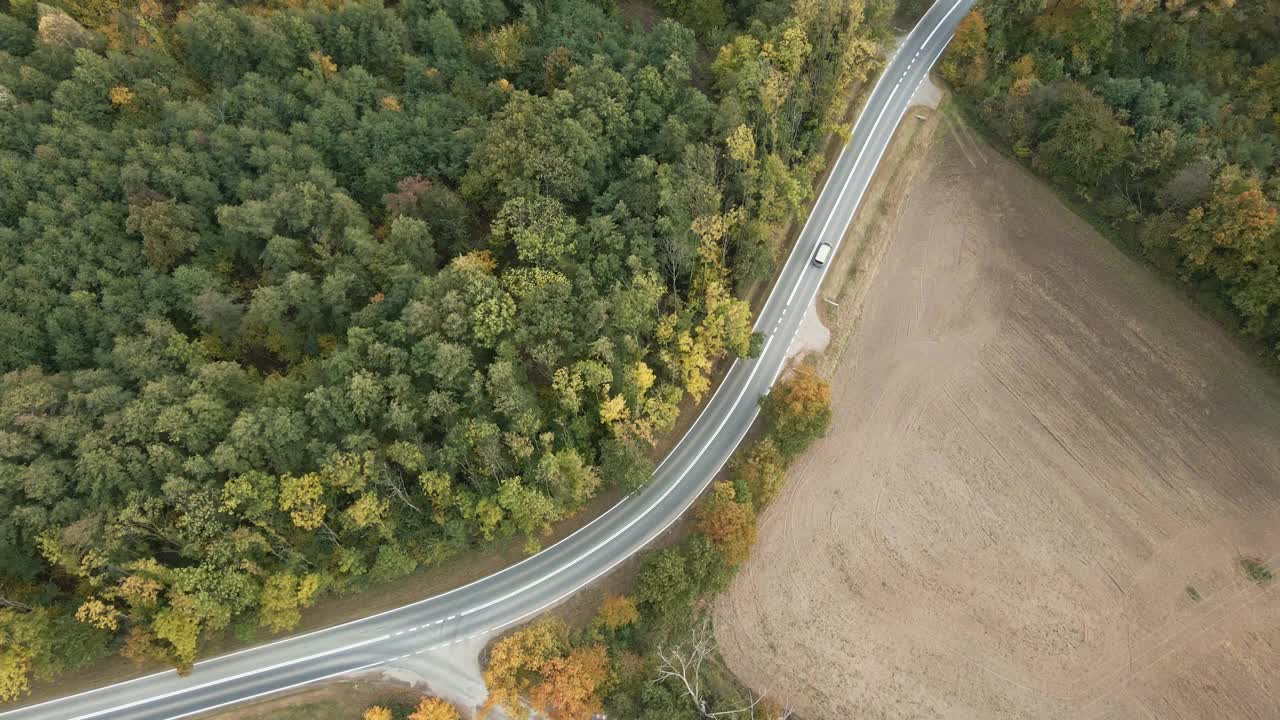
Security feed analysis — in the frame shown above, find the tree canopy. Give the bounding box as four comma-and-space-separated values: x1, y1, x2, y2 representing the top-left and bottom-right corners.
485, 363, 833, 719
0, 0, 880, 699
948, 0, 1280, 358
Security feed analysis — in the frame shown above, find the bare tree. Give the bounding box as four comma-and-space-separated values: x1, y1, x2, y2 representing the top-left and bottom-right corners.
653, 618, 792, 719
318, 521, 343, 547
0, 596, 33, 612
373, 462, 421, 513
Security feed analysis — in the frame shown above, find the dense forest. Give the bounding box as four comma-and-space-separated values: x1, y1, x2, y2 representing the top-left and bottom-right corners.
941, 0, 1280, 356
0, 0, 887, 700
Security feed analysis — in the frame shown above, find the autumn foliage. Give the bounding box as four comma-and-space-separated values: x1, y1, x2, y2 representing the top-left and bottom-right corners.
696, 482, 757, 565
760, 365, 833, 457
1174, 167, 1279, 332
595, 594, 639, 631
481, 617, 613, 720
945, 0, 1280, 362
730, 437, 786, 510
362, 696, 456, 720
481, 618, 567, 719
108, 85, 134, 106
0, 0, 884, 703
408, 696, 461, 720
528, 644, 611, 720
939, 10, 988, 88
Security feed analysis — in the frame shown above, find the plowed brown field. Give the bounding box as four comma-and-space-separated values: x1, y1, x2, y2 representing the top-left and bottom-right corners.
714, 115, 1280, 720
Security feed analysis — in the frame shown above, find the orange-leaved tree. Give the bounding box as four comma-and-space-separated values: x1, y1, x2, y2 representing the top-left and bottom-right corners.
528, 644, 611, 720
695, 481, 757, 565
481, 617, 568, 719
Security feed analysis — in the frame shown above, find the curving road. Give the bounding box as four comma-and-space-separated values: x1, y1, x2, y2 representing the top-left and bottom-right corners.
0, 1, 974, 718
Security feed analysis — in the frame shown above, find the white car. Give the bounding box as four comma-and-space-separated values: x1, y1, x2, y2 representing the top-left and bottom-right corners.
812, 241, 833, 266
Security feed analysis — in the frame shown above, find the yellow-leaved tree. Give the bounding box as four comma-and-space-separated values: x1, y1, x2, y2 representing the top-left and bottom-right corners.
481, 617, 568, 719
408, 696, 460, 720
595, 595, 639, 631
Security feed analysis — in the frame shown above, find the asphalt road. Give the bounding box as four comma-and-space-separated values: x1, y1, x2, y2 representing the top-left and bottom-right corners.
0, 2, 975, 717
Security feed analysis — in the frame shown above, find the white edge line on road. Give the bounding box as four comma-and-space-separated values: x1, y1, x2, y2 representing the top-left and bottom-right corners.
2, 310, 749, 718
0, 2, 971, 717
771, 0, 970, 385
62, 635, 390, 720
759, 333, 775, 358
768, 350, 788, 388
161, 660, 386, 720
43, 331, 760, 720
824, 0, 965, 267
459, 309, 781, 618
8, 0, 959, 704
491, 404, 765, 638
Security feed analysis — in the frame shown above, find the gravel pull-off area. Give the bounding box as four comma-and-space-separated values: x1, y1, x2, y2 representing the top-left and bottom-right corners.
786, 301, 831, 361
714, 118, 1280, 719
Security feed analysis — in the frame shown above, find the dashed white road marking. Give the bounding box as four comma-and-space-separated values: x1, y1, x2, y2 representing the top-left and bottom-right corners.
0, 4, 975, 720
164, 661, 386, 720
62, 635, 392, 720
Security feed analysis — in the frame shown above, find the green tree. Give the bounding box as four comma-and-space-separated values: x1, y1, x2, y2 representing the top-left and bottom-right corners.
730, 437, 786, 510
657, 0, 727, 37
258, 573, 304, 633
1174, 166, 1280, 332
490, 194, 578, 265
461, 91, 605, 208
152, 598, 201, 671
1034, 83, 1133, 188
126, 200, 199, 271
497, 478, 559, 553
760, 365, 832, 458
